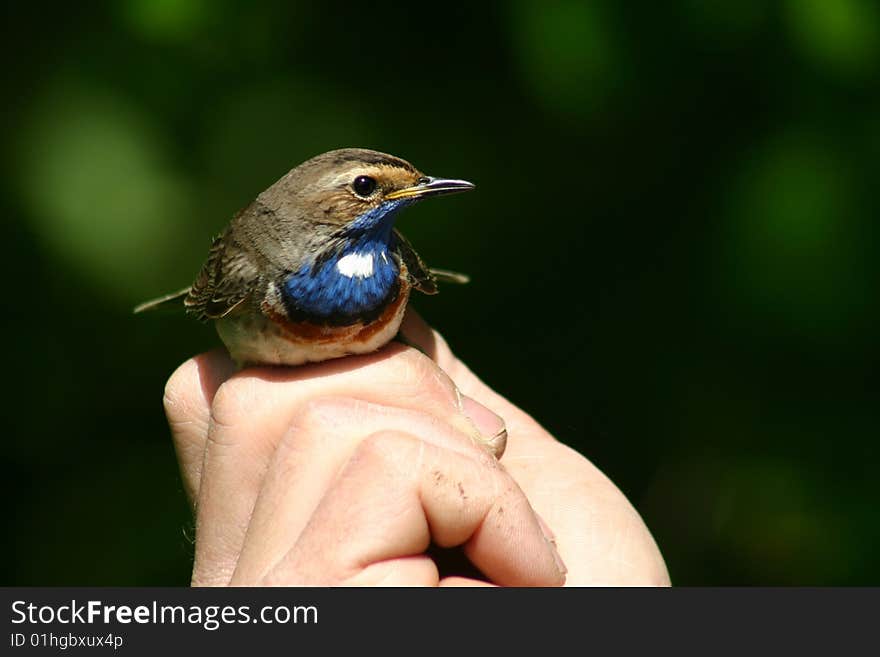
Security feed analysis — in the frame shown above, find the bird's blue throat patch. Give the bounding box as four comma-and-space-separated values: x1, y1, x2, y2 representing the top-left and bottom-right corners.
281, 199, 413, 324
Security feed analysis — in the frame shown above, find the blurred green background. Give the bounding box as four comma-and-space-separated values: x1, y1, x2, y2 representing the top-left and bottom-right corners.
4, 0, 878, 585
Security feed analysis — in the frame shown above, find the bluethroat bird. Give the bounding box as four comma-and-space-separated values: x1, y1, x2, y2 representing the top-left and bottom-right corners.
135, 148, 472, 366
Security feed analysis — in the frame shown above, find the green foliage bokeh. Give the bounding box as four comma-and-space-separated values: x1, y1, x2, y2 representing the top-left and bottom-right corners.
3, 0, 878, 585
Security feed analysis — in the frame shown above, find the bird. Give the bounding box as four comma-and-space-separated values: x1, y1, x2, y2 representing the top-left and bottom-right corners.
134, 148, 473, 367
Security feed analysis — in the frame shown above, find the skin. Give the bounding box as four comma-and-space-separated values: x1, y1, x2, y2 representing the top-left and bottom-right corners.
163, 310, 670, 586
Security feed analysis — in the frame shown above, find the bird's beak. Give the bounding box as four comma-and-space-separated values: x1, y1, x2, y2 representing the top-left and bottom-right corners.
385, 176, 475, 201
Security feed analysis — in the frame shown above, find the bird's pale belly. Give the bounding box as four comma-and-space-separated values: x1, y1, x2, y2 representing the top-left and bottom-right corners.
216, 287, 410, 367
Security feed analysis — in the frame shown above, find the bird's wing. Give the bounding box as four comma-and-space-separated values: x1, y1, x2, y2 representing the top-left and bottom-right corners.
392, 229, 471, 295
184, 233, 258, 320
392, 229, 437, 295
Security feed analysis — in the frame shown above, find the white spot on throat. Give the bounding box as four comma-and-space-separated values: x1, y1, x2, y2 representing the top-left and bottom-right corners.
337, 251, 377, 278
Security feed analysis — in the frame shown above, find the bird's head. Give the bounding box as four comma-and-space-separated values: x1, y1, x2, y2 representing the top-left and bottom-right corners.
258, 148, 474, 246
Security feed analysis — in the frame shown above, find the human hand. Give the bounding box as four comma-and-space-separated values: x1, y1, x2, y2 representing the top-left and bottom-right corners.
163, 310, 668, 586
397, 313, 670, 586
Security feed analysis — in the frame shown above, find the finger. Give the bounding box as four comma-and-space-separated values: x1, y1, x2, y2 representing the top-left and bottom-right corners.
163, 350, 237, 504
439, 577, 497, 587
264, 431, 566, 587
399, 310, 571, 572
193, 346, 504, 585
346, 556, 440, 586
231, 397, 502, 584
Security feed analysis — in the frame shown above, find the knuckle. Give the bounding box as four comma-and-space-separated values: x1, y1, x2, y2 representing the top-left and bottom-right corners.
163, 359, 199, 422
280, 396, 359, 455
294, 396, 358, 431
352, 430, 417, 467
209, 375, 261, 427
164, 350, 235, 431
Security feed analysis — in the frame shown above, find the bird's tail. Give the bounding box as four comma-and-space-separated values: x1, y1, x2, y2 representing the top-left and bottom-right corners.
133, 286, 191, 314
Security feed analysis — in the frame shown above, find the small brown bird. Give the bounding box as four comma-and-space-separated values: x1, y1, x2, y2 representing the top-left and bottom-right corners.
135, 148, 472, 366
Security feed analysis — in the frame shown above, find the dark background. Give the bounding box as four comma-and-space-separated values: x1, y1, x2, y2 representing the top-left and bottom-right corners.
4, 1, 878, 585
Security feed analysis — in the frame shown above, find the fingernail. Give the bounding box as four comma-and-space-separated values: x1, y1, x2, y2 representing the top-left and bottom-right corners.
461, 395, 504, 436
535, 514, 566, 576
460, 395, 507, 457
550, 542, 567, 576
536, 513, 557, 545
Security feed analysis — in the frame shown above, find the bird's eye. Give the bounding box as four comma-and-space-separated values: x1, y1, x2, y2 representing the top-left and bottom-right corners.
352, 175, 377, 197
